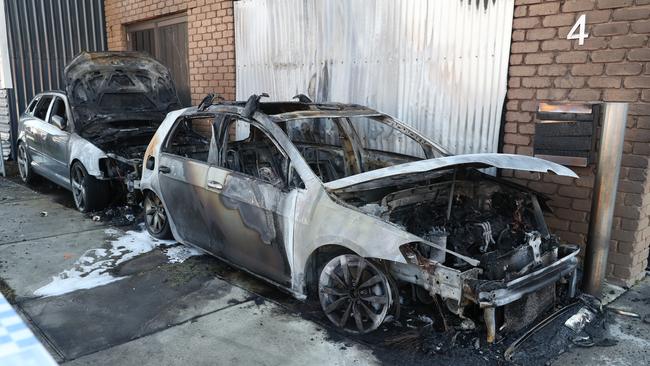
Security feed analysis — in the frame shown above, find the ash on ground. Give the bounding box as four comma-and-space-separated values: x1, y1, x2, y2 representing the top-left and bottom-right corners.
349, 295, 615, 366
88, 204, 142, 227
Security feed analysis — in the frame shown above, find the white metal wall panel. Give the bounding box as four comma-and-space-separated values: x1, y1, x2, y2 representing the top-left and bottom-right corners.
235, 0, 514, 155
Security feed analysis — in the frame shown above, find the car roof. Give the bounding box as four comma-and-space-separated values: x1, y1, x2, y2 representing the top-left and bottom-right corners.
205, 101, 382, 121
34, 90, 66, 98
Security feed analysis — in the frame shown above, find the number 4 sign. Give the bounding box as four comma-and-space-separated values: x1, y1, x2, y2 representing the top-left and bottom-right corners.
567, 14, 589, 45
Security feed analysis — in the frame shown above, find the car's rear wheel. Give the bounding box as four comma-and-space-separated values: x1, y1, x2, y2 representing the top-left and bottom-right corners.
17, 142, 34, 183
144, 191, 172, 239
318, 254, 392, 334
70, 162, 109, 213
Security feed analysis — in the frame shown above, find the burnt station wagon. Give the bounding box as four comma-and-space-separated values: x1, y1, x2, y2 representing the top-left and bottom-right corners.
17, 52, 180, 212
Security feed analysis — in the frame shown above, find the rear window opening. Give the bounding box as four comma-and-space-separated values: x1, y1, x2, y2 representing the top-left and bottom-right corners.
33, 95, 53, 120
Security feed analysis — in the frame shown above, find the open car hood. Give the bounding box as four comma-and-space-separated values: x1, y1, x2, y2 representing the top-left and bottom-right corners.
64, 51, 180, 132
324, 153, 578, 192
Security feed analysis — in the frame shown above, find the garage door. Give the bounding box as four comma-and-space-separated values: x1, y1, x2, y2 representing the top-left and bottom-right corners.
128, 15, 191, 107
235, 0, 514, 155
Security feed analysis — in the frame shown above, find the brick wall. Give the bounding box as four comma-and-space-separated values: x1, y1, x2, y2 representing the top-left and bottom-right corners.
104, 0, 236, 104
505, 0, 650, 286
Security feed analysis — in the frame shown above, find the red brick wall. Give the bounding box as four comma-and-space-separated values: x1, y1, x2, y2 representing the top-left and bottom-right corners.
506, 0, 650, 286
104, 0, 236, 104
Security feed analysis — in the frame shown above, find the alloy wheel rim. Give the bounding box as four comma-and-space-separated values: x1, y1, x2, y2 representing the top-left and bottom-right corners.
145, 194, 166, 234
318, 255, 391, 334
71, 166, 86, 210
17, 145, 28, 181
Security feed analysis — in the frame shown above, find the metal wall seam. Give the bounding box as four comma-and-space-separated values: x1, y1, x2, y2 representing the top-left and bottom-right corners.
235, 0, 514, 155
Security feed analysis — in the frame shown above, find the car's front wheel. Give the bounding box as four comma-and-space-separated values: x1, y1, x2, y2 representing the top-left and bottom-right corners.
70, 161, 110, 212
17, 142, 34, 183
318, 254, 393, 334
144, 191, 172, 239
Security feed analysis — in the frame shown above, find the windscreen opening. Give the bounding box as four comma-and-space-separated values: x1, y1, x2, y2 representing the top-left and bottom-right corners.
278, 116, 429, 182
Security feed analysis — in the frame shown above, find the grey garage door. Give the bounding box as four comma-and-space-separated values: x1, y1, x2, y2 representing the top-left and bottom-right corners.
128, 15, 191, 107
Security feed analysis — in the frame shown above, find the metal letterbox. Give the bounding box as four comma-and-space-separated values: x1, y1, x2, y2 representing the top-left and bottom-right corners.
533, 102, 600, 167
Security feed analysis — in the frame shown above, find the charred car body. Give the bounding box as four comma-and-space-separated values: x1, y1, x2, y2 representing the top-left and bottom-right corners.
16, 52, 180, 211
139, 95, 580, 340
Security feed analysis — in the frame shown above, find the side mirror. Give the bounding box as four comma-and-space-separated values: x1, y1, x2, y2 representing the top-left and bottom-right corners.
51, 115, 67, 130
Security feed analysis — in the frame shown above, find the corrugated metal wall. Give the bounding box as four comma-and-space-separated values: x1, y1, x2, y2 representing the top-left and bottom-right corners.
235, 0, 514, 155
3, 0, 107, 158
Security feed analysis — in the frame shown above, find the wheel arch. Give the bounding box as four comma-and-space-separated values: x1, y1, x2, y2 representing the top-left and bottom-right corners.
70, 157, 94, 180
142, 188, 179, 241
141, 187, 156, 196
67, 137, 105, 178
16, 138, 28, 153
16, 129, 27, 144
16, 138, 33, 182
303, 244, 359, 298
69, 158, 82, 172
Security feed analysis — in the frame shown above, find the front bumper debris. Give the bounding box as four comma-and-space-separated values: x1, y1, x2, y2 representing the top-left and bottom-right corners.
393, 244, 580, 343
478, 245, 580, 342
478, 247, 579, 308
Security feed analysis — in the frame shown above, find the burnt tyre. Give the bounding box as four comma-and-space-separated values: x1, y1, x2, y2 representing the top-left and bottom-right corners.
17, 142, 34, 183
144, 191, 172, 239
318, 254, 393, 334
70, 161, 110, 212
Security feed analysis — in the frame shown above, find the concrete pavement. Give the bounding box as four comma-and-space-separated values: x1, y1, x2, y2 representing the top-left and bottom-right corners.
552, 278, 650, 366
66, 300, 378, 366
0, 178, 377, 365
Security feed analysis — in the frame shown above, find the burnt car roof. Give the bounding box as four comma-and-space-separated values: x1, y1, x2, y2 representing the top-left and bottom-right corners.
200, 99, 447, 156
205, 101, 381, 120
261, 102, 379, 119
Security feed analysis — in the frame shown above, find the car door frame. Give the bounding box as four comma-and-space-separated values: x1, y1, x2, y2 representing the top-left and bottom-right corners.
41, 93, 74, 185
201, 112, 305, 286
25, 94, 55, 174
20, 95, 41, 156
156, 113, 217, 248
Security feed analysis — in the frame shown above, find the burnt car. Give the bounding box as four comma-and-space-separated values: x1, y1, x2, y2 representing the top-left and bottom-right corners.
139, 95, 580, 340
16, 52, 180, 212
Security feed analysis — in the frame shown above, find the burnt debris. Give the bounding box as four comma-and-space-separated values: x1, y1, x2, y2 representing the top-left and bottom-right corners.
339, 167, 579, 341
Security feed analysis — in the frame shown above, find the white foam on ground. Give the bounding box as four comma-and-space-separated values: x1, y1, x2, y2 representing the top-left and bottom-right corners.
164, 245, 204, 263
34, 229, 176, 297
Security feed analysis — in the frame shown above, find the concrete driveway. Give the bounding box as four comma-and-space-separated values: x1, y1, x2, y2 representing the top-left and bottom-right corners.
0, 178, 377, 365
1, 176, 649, 366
